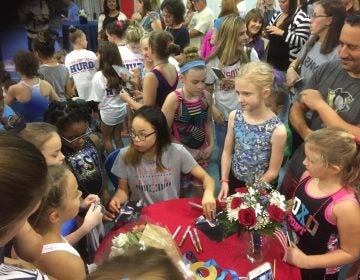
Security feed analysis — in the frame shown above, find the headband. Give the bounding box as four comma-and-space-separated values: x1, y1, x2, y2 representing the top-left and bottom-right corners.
179, 60, 205, 74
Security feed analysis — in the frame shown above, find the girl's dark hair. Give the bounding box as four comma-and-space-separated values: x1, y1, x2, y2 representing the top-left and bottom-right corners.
87, 247, 184, 280
29, 165, 69, 232
44, 100, 91, 133
149, 30, 180, 60
103, 0, 120, 15
245, 9, 265, 39
32, 29, 56, 58
68, 26, 85, 44
160, 0, 186, 25
317, 0, 346, 54
13, 51, 39, 77
280, 0, 298, 30
139, 0, 153, 16
106, 20, 131, 38
123, 106, 171, 171
0, 132, 48, 238
98, 41, 125, 90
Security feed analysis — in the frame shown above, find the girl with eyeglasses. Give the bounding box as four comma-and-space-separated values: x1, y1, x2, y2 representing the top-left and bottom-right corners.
108, 106, 216, 220
286, 0, 346, 97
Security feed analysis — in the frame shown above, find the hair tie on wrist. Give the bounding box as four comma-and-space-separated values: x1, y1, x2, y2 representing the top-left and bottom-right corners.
354, 135, 360, 144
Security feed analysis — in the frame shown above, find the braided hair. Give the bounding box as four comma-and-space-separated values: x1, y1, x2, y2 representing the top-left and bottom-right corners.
44, 100, 91, 132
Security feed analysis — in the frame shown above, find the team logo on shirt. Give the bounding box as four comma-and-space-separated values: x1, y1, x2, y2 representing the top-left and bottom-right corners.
327, 88, 354, 113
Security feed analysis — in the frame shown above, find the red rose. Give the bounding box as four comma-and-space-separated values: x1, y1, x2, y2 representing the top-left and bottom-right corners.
230, 197, 243, 209
238, 208, 257, 227
235, 187, 248, 194
268, 205, 285, 223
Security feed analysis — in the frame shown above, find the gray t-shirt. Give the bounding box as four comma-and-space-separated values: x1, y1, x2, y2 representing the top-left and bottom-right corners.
305, 60, 360, 130
39, 64, 70, 101
111, 143, 197, 205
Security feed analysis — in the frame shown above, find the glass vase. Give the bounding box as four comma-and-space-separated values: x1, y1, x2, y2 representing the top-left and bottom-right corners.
245, 231, 267, 263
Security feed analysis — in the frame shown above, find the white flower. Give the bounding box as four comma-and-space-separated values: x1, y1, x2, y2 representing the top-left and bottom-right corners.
112, 233, 128, 248
79, 9, 87, 17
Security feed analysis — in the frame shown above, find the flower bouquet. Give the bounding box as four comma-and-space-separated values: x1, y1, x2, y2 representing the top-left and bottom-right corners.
218, 180, 288, 262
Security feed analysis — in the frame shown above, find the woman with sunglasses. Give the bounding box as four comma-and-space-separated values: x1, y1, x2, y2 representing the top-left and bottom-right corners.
108, 106, 216, 220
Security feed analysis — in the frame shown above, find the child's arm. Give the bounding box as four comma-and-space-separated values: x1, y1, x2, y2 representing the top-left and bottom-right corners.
261, 124, 287, 183
190, 164, 216, 220
4, 84, 17, 105
161, 91, 178, 128
286, 200, 360, 269
201, 91, 215, 159
65, 203, 103, 245
218, 111, 235, 202
108, 178, 129, 214
12, 221, 43, 263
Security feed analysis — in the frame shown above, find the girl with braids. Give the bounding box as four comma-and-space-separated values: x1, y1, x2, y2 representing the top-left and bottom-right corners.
44, 100, 110, 204
91, 41, 127, 154
286, 127, 360, 280
119, 30, 179, 110
162, 46, 214, 198
205, 15, 259, 162
32, 29, 73, 101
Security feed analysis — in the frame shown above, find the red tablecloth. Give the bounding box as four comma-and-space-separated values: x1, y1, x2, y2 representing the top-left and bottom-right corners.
95, 198, 300, 280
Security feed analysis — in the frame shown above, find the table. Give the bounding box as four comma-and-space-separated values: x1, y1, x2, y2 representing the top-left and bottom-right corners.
62, 21, 98, 53
95, 198, 301, 280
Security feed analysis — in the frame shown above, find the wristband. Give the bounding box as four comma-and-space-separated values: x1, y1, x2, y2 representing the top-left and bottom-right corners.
220, 178, 229, 183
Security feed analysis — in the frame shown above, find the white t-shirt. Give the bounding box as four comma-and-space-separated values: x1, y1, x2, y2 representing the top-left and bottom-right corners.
237, 1, 247, 18
65, 49, 98, 101
111, 143, 197, 206
189, 6, 214, 49
205, 50, 259, 120
118, 45, 144, 72
91, 71, 127, 126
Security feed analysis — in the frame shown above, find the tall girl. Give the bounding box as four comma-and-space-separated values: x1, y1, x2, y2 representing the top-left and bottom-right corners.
91, 41, 127, 154
64, 27, 98, 103
162, 47, 214, 197
5, 51, 59, 123
30, 165, 87, 280
218, 61, 287, 201
108, 106, 216, 219
205, 15, 259, 162
120, 30, 179, 110
286, 127, 360, 280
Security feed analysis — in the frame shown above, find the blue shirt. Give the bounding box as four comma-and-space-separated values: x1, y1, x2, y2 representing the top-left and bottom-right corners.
68, 2, 80, 21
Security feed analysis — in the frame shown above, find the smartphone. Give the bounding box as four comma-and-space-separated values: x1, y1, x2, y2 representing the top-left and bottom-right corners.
294, 76, 304, 86
211, 67, 225, 79
247, 262, 273, 280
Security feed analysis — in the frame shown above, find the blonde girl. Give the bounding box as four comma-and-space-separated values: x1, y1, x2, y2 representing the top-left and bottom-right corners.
286, 127, 360, 280
205, 15, 259, 161
218, 61, 287, 201
162, 47, 214, 197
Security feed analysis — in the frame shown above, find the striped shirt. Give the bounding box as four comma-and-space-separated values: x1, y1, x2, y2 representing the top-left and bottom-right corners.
0, 264, 48, 279
269, 8, 311, 62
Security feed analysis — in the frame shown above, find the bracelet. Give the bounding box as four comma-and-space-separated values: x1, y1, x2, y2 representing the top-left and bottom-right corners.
7, 115, 15, 128
220, 178, 229, 183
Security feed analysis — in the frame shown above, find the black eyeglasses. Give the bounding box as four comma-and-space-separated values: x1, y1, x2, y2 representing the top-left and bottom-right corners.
61, 128, 93, 144
129, 129, 156, 141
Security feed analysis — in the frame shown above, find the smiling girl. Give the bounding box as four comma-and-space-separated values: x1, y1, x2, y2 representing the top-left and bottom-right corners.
245, 8, 266, 61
